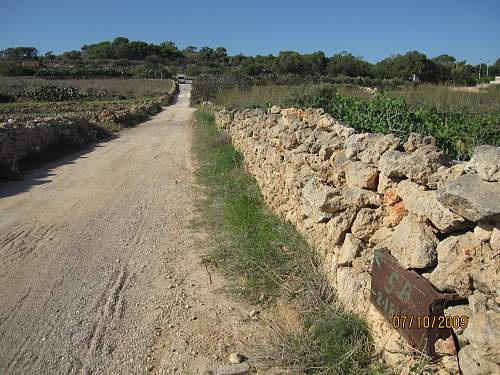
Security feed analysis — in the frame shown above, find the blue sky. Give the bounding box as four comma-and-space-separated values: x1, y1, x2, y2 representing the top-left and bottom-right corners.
1, 0, 499, 64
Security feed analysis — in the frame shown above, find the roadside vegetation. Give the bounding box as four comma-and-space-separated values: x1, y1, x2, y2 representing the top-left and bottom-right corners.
192, 78, 500, 160
193, 110, 384, 374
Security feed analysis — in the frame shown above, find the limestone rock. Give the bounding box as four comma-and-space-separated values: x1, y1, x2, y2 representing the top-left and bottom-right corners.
397, 179, 468, 233
491, 227, 500, 251
428, 233, 498, 297
469, 292, 489, 314
325, 208, 358, 245
379, 146, 448, 185
473, 223, 494, 243
280, 108, 305, 130
382, 201, 407, 227
445, 304, 472, 334
352, 208, 383, 241
429, 235, 472, 295
465, 145, 500, 182
378, 150, 408, 179
314, 132, 343, 160
336, 268, 370, 312
464, 311, 500, 363
330, 150, 349, 186
215, 363, 250, 375
368, 227, 393, 245
434, 336, 457, 356
338, 233, 363, 265
377, 173, 399, 194
332, 122, 356, 139
458, 344, 500, 375
428, 164, 465, 190
437, 174, 500, 222
406, 145, 449, 185
403, 132, 437, 152
269, 105, 281, 114
345, 161, 379, 190
345, 133, 400, 165
323, 186, 379, 213
381, 215, 438, 269
301, 178, 335, 222
302, 108, 326, 129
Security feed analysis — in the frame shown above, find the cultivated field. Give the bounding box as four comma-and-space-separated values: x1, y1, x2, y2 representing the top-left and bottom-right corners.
0, 77, 173, 99
0, 78, 176, 122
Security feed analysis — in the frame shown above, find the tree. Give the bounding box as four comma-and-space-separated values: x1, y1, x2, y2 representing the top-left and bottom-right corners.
197, 47, 215, 63
431, 54, 457, 82
327, 52, 370, 77
127, 41, 154, 60
374, 51, 441, 82
451, 61, 476, 85
303, 51, 327, 74
0, 47, 38, 60
433, 54, 456, 66
274, 51, 306, 74
112, 37, 131, 59
490, 58, 500, 76
62, 50, 82, 60
82, 42, 113, 59
214, 47, 227, 61
158, 41, 182, 60
44, 51, 56, 60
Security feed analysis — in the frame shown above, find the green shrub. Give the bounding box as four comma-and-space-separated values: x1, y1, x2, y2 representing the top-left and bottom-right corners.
16, 85, 84, 101
285, 85, 499, 159
0, 91, 15, 103
36, 65, 131, 78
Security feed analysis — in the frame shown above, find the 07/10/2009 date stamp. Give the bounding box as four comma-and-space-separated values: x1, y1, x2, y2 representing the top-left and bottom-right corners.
392, 315, 468, 330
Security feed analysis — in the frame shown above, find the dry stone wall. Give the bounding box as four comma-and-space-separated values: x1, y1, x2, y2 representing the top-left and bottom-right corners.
0, 86, 177, 178
215, 106, 500, 375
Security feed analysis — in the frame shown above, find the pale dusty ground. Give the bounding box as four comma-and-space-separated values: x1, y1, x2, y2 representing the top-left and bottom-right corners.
0, 85, 270, 374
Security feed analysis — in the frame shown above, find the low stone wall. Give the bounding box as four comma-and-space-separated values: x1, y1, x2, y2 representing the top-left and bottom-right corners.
214, 106, 500, 374
0, 84, 177, 179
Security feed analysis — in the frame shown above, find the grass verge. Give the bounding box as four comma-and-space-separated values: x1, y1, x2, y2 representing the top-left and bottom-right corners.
192, 110, 385, 374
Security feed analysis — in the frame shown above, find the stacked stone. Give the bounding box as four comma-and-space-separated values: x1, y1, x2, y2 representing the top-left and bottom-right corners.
215, 106, 500, 375
0, 118, 101, 174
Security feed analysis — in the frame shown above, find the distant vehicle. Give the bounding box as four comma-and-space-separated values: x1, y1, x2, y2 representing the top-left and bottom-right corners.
177, 74, 186, 84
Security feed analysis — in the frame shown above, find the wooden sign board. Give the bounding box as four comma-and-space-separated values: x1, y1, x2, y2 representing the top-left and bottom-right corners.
370, 249, 458, 357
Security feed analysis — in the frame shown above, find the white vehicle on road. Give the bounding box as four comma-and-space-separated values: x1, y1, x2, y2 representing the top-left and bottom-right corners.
176, 74, 186, 84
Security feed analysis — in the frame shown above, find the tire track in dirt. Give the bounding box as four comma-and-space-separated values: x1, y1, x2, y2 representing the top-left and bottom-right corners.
0, 85, 270, 374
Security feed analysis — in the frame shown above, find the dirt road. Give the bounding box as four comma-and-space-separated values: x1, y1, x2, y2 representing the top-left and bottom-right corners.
0, 85, 264, 374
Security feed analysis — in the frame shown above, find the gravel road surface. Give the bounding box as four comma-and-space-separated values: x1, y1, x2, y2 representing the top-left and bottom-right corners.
0, 85, 265, 374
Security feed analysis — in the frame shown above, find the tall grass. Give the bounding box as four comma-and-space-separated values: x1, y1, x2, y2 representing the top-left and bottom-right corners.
210, 83, 500, 159
214, 85, 297, 108
214, 83, 500, 113
193, 110, 383, 374
387, 84, 500, 112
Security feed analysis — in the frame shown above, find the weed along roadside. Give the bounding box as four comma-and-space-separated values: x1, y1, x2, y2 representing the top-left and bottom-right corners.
192, 110, 384, 374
